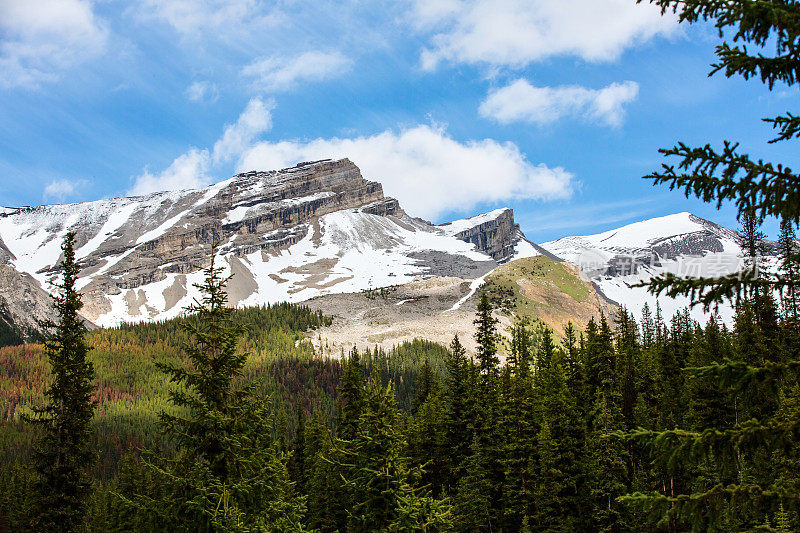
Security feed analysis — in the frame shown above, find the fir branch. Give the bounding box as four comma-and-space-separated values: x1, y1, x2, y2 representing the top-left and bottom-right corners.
644, 141, 800, 223
764, 112, 800, 143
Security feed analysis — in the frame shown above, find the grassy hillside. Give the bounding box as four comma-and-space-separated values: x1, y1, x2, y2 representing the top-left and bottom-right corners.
483, 255, 616, 336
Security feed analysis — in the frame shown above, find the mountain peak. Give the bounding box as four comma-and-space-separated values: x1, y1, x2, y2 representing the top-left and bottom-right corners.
0, 159, 536, 330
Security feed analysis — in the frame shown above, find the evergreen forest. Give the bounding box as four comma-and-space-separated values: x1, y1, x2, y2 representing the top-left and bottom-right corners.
2, 0, 800, 531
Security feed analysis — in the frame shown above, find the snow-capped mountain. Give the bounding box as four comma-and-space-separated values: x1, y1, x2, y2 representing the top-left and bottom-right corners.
541, 212, 779, 323
0, 159, 537, 330
0, 157, 773, 336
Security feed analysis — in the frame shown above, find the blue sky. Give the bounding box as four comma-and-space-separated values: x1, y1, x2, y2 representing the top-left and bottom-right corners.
1, 0, 797, 242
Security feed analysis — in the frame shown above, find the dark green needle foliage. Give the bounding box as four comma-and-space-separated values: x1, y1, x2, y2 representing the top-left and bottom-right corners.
124, 243, 305, 531
621, 2, 800, 530
25, 232, 96, 532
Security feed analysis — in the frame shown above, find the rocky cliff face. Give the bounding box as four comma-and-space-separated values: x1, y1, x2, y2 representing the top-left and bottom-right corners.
0, 159, 538, 329
439, 208, 552, 263
444, 208, 518, 262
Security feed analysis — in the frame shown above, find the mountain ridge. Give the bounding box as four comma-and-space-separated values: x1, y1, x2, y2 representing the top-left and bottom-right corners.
0, 159, 773, 340
0, 159, 536, 331
541, 211, 779, 322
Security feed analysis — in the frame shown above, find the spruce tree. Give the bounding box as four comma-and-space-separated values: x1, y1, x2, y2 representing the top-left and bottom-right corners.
586, 316, 629, 532
474, 291, 499, 384
454, 292, 504, 529
343, 371, 451, 531
128, 244, 305, 530
26, 232, 96, 532
338, 346, 364, 440
778, 217, 800, 321
533, 347, 583, 532
444, 335, 472, 492
501, 322, 536, 531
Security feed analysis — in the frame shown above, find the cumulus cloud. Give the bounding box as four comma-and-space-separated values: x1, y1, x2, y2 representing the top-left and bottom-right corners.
480, 79, 640, 127
414, 0, 676, 70
237, 124, 575, 221
185, 80, 218, 103
212, 98, 274, 163
128, 97, 273, 196
241, 51, 352, 92
43, 178, 86, 202
0, 0, 109, 88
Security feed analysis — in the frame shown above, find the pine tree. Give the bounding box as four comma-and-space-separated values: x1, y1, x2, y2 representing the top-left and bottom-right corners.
778, 217, 800, 321
288, 403, 307, 494
444, 335, 472, 493
501, 321, 536, 530
413, 358, 436, 413
533, 347, 583, 532
641, 302, 655, 349
474, 291, 499, 385
26, 232, 96, 532
304, 411, 345, 531
407, 384, 447, 497
585, 316, 629, 531
454, 292, 504, 529
344, 371, 451, 531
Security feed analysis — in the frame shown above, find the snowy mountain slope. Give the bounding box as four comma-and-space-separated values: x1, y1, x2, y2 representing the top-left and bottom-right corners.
541, 212, 778, 323
0, 159, 534, 329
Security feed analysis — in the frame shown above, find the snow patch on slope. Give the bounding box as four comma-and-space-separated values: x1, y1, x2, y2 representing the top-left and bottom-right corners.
439, 208, 511, 235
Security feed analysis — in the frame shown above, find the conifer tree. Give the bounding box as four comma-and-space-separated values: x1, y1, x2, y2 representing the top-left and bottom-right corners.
128, 243, 305, 530
640, 302, 656, 349
778, 217, 800, 321
533, 346, 583, 532
338, 346, 364, 440
413, 358, 436, 413
26, 232, 96, 532
444, 335, 471, 492
454, 292, 504, 529
623, 2, 800, 529
344, 372, 451, 531
501, 321, 536, 530
474, 291, 499, 384
304, 411, 345, 531
407, 376, 447, 497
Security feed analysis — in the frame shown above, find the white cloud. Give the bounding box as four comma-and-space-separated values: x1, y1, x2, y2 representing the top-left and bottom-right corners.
129, 148, 212, 197
138, 0, 278, 37
185, 80, 218, 103
415, 0, 677, 70
237, 124, 574, 221
212, 98, 274, 163
241, 51, 352, 92
480, 79, 639, 127
43, 178, 85, 202
0, 0, 109, 88
129, 97, 273, 195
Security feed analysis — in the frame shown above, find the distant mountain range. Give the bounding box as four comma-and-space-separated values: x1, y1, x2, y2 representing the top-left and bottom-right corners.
542, 212, 778, 323
0, 159, 774, 342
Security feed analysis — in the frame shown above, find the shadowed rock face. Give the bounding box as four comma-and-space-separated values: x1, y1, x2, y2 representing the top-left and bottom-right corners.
0, 158, 536, 329
448, 208, 519, 262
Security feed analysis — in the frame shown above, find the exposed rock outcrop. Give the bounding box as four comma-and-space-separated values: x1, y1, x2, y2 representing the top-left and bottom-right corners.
0, 159, 539, 327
